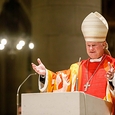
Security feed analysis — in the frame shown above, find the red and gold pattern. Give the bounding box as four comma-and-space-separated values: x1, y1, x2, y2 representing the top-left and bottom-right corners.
40, 54, 115, 114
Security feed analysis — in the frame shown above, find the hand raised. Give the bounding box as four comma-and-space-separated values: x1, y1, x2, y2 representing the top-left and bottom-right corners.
31, 58, 46, 76
106, 62, 114, 80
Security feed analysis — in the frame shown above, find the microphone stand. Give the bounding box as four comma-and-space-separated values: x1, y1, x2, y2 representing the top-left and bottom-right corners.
16, 73, 37, 115
76, 57, 81, 91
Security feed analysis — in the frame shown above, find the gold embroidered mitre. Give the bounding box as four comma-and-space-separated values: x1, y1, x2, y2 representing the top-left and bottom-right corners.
81, 12, 108, 42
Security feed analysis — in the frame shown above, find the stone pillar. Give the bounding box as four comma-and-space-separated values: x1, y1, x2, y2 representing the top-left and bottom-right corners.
31, 0, 101, 90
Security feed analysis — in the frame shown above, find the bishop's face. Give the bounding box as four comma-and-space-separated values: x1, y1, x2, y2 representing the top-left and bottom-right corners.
86, 41, 105, 59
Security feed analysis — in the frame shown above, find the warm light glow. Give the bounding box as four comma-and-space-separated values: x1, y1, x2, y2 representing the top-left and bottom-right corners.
1, 38, 7, 45
0, 38, 34, 51
29, 42, 34, 49
16, 40, 25, 50
0, 44, 5, 50
16, 44, 23, 50
19, 40, 25, 46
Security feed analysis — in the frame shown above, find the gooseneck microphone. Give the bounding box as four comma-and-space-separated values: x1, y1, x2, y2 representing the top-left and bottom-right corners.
16, 73, 37, 115
76, 57, 81, 91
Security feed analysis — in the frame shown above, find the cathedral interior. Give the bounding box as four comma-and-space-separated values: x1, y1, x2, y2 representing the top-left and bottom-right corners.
0, 0, 115, 115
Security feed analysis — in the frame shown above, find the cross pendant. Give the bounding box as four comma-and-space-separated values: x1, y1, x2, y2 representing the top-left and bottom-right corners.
84, 82, 90, 92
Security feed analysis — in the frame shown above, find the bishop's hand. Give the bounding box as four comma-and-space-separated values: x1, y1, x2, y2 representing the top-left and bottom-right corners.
106, 62, 115, 80
31, 58, 46, 76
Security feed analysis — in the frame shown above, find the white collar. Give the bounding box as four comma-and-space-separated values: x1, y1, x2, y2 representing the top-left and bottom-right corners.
90, 56, 103, 62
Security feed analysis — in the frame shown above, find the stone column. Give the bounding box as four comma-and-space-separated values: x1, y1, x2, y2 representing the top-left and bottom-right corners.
31, 0, 101, 90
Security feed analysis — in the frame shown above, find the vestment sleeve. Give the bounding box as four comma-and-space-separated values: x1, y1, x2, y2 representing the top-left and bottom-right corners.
38, 63, 80, 92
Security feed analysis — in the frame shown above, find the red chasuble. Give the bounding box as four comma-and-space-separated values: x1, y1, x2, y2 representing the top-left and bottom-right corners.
39, 54, 115, 115
78, 56, 107, 98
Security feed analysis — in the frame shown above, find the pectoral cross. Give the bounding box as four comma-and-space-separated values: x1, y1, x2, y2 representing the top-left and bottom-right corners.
84, 82, 90, 92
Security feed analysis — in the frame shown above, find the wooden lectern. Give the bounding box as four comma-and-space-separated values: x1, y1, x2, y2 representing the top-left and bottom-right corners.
21, 91, 112, 115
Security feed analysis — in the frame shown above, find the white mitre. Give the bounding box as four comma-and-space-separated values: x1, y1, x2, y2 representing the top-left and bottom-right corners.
81, 12, 108, 42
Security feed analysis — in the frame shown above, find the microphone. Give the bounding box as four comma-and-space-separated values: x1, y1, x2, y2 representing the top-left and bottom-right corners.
76, 57, 81, 91
16, 73, 37, 115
